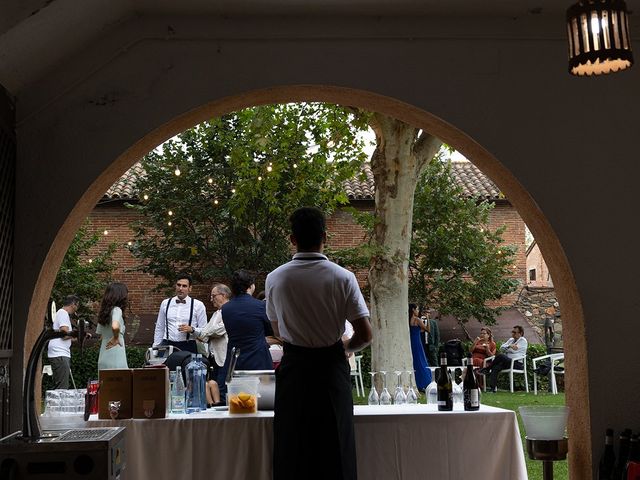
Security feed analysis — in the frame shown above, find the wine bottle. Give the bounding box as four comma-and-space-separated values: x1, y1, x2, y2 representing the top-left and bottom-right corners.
437, 353, 453, 411
463, 355, 480, 411
614, 429, 632, 480
625, 434, 640, 480
598, 428, 616, 479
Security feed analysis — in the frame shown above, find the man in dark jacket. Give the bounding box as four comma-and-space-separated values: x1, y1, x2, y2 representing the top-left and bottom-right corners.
220, 270, 273, 376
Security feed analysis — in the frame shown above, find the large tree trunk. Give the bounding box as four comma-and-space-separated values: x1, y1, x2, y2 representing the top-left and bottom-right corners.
368, 113, 441, 387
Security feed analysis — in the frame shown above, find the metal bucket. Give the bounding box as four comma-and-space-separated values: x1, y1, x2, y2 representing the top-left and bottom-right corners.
232, 370, 275, 410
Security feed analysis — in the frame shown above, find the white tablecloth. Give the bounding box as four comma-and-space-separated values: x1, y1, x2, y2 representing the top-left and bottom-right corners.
87, 404, 527, 480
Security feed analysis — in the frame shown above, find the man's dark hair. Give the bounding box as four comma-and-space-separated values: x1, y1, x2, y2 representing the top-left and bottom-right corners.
513, 325, 524, 335
231, 270, 255, 296
62, 295, 80, 307
289, 207, 326, 250
176, 273, 193, 286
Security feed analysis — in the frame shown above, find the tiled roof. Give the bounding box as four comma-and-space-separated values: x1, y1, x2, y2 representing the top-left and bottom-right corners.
103, 160, 503, 202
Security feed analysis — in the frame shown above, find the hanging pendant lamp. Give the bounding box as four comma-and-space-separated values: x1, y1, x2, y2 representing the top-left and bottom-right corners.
567, 0, 633, 76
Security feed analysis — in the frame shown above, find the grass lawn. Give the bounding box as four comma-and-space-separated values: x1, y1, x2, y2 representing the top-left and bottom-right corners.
353, 389, 568, 480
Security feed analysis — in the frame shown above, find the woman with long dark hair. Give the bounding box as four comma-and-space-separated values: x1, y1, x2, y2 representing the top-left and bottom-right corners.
408, 303, 432, 391
96, 282, 129, 370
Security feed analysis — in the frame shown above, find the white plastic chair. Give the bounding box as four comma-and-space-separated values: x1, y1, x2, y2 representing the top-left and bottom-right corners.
532, 353, 564, 395
482, 354, 528, 393
350, 355, 364, 397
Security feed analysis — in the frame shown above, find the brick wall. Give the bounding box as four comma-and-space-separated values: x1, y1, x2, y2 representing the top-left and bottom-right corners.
86, 198, 526, 322
526, 242, 553, 288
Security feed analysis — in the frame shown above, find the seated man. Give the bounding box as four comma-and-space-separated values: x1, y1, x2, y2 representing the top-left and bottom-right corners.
479, 325, 528, 393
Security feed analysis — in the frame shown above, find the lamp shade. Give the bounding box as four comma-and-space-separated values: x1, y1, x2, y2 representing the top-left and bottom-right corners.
567, 0, 633, 76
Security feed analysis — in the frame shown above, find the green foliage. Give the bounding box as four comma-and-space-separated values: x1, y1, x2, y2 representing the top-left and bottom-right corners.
333, 159, 519, 325
51, 221, 118, 320
42, 345, 148, 393
129, 103, 370, 288
409, 159, 520, 324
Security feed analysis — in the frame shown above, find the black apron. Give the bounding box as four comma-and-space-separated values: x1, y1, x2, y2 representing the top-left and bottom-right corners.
273, 341, 356, 480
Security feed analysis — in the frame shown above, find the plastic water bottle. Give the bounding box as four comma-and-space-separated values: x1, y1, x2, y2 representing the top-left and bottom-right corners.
171, 366, 186, 414
196, 354, 207, 408
186, 354, 204, 413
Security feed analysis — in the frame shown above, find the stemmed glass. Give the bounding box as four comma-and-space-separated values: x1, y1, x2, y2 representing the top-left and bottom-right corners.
405, 370, 418, 404
393, 371, 407, 405
378, 371, 392, 405
367, 372, 379, 405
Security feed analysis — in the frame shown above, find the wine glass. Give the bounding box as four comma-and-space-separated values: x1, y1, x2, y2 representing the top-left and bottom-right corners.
367, 372, 379, 405
379, 371, 392, 405
405, 370, 418, 404
393, 371, 407, 405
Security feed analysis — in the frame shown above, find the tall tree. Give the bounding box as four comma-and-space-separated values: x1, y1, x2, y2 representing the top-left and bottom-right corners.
367, 114, 442, 378
51, 221, 117, 321
129, 103, 370, 288
409, 159, 519, 324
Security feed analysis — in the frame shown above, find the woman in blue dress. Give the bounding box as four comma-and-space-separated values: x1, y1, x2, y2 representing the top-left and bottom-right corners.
96, 282, 129, 370
409, 303, 432, 391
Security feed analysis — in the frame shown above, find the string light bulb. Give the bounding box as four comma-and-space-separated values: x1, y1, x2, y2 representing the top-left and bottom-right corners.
258, 176, 262, 181
207, 178, 213, 184
293, 163, 298, 169
103, 229, 109, 235
167, 221, 172, 226
174, 167, 181, 176
168, 210, 173, 216
143, 194, 149, 200
214, 199, 219, 205
231, 188, 236, 194
127, 241, 132, 246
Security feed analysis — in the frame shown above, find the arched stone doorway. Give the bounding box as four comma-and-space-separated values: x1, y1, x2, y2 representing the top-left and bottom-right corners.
24, 86, 589, 478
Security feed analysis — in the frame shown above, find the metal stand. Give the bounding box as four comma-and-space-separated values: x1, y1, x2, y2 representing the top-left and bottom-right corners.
525, 437, 568, 480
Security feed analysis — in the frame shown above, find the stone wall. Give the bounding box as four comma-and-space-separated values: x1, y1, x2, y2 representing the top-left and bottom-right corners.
514, 286, 562, 349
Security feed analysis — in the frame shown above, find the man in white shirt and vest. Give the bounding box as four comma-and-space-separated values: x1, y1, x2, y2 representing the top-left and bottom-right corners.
153, 274, 207, 354
48, 295, 79, 389
266, 207, 372, 480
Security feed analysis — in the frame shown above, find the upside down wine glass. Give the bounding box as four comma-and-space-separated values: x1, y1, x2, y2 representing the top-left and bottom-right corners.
379, 371, 392, 405
405, 370, 418, 404
368, 372, 379, 405
394, 371, 407, 405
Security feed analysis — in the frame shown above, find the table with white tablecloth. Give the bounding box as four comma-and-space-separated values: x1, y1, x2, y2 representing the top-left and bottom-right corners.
87, 404, 527, 480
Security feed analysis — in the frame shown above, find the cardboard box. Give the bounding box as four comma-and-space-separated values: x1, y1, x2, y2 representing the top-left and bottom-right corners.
98, 369, 133, 419
132, 367, 169, 419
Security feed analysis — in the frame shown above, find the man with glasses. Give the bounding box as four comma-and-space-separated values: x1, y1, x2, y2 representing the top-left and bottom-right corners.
192, 283, 230, 401
479, 325, 528, 393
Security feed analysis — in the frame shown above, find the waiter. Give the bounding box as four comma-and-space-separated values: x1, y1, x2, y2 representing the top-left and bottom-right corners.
266, 207, 372, 480
153, 273, 207, 354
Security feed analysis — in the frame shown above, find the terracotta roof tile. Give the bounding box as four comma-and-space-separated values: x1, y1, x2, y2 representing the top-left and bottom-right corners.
104, 160, 504, 202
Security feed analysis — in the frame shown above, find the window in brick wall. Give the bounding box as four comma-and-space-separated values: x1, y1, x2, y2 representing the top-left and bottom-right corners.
529, 268, 537, 282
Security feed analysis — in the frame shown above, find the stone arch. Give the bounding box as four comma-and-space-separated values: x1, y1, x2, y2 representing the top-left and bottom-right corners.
26, 85, 588, 478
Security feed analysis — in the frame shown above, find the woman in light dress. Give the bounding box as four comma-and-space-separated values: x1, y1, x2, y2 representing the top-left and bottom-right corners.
96, 282, 129, 370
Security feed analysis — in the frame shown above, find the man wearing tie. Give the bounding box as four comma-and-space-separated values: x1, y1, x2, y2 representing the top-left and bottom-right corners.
153, 274, 207, 354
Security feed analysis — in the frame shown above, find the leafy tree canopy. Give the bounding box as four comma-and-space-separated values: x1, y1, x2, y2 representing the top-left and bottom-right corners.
330, 158, 519, 324
51, 221, 118, 321
129, 103, 370, 288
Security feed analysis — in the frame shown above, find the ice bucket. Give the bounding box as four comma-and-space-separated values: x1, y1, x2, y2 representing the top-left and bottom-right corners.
518, 405, 569, 440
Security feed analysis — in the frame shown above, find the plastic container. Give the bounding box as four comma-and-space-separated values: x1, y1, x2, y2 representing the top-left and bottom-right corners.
227, 377, 260, 414
518, 405, 569, 440
233, 370, 275, 410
